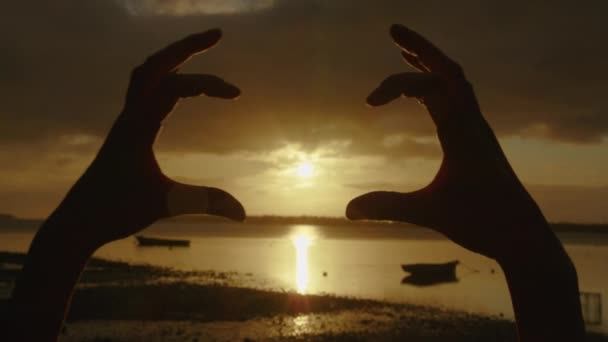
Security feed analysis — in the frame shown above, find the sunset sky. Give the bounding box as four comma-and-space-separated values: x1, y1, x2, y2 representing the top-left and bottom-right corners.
1, 1, 607, 222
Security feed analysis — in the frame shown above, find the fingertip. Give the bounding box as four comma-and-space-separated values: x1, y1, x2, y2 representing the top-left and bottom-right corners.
191, 28, 222, 50
232, 198, 247, 222
208, 188, 246, 222
346, 191, 408, 222
366, 88, 396, 107
365, 95, 383, 107
365, 94, 378, 107
207, 28, 223, 41
346, 192, 380, 220
188, 28, 223, 46
201, 77, 241, 99
345, 197, 365, 220
211, 83, 240, 100
230, 203, 247, 222
390, 24, 408, 40
223, 83, 241, 99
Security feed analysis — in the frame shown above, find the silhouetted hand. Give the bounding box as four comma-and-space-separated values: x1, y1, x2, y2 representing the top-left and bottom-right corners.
6, 30, 245, 342
346, 24, 555, 264
8, 29, 247, 342
51, 29, 245, 251
346, 27, 586, 340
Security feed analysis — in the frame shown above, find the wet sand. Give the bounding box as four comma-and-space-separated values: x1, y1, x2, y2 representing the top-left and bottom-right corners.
1, 252, 605, 341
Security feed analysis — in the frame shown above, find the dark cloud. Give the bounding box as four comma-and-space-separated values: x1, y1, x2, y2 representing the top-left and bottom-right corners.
119, 0, 276, 16
1, 0, 607, 159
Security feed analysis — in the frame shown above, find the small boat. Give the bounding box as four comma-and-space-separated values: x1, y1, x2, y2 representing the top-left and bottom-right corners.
401, 260, 459, 287
401, 260, 459, 275
135, 235, 190, 247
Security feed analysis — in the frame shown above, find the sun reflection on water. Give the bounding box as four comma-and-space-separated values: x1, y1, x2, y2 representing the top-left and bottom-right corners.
290, 225, 318, 294
292, 235, 312, 293
292, 315, 311, 335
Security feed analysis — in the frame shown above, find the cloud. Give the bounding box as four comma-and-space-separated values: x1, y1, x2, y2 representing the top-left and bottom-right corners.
119, 0, 276, 16
1, 0, 608, 160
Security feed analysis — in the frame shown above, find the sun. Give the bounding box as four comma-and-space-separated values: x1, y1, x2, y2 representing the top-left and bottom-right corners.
296, 162, 314, 178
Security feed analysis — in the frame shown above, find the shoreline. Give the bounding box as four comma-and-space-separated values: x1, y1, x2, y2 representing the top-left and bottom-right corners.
1, 251, 606, 341
2, 213, 607, 235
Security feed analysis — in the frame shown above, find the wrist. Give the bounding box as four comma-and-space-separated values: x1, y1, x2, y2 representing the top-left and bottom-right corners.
498, 228, 574, 279
9, 211, 98, 341
498, 232, 584, 341
43, 204, 105, 256
495, 217, 572, 273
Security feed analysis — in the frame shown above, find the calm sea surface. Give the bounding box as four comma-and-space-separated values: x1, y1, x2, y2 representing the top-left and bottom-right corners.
1, 222, 607, 334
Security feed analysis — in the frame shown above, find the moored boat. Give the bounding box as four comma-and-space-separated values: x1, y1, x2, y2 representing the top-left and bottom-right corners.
401, 260, 459, 286
135, 235, 190, 247
401, 260, 459, 276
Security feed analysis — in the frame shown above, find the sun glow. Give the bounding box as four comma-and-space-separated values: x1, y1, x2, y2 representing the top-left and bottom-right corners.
292, 235, 312, 293
296, 162, 314, 178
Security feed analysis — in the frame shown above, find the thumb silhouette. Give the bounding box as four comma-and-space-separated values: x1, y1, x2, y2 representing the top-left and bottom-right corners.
346, 190, 433, 228
166, 182, 245, 221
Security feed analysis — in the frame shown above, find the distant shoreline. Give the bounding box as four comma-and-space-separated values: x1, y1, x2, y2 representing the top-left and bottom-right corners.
1, 212, 607, 234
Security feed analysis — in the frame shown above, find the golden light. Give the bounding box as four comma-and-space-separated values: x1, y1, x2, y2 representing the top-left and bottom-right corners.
296, 162, 314, 178
292, 235, 312, 293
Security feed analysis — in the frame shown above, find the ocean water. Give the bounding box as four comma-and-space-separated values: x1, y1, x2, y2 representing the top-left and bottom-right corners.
1, 222, 607, 334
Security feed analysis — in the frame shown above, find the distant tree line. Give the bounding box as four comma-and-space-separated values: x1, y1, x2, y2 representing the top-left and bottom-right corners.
1, 212, 607, 232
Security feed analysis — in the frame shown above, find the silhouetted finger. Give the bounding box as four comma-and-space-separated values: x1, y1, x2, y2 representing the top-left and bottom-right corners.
162, 74, 241, 99
390, 24, 463, 78
367, 73, 443, 106
436, 114, 511, 167
135, 29, 223, 88
166, 182, 246, 221
401, 51, 429, 72
346, 190, 434, 227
